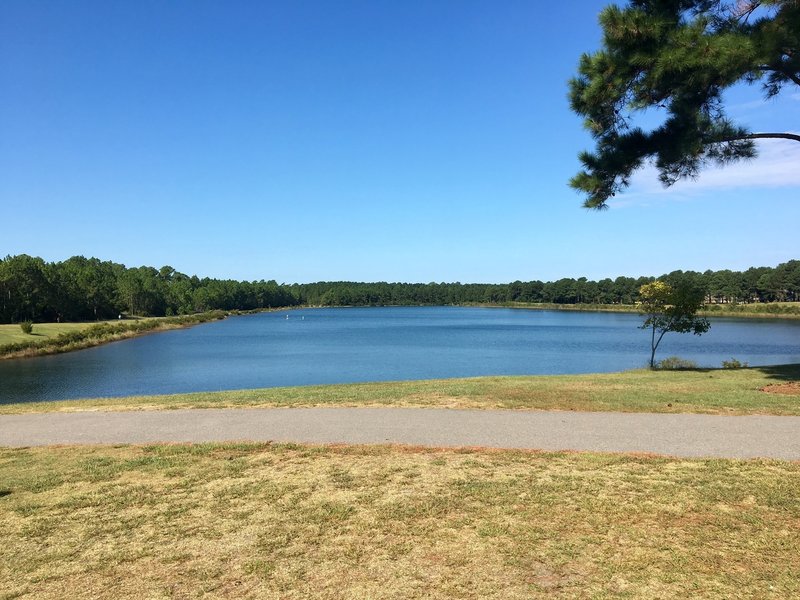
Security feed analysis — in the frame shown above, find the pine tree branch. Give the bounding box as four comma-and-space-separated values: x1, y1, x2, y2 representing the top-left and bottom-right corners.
723, 132, 800, 143
756, 66, 800, 87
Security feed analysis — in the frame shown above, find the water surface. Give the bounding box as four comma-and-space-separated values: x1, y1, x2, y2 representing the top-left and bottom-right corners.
1, 306, 798, 403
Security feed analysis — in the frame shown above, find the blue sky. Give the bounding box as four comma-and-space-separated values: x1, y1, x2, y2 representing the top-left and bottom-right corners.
1, 0, 798, 283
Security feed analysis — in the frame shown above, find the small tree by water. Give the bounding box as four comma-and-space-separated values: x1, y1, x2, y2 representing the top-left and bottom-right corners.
20, 321, 33, 335
638, 281, 710, 369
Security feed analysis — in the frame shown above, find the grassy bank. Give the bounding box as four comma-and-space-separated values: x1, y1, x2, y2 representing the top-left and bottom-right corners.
478, 301, 800, 319
0, 312, 227, 360
699, 301, 800, 319
4, 364, 798, 415
1, 442, 798, 599
0, 320, 122, 346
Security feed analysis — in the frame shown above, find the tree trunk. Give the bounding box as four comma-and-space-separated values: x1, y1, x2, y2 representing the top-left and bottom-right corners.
650, 324, 657, 368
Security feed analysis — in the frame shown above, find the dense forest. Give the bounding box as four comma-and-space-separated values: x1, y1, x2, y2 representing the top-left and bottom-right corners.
1, 254, 798, 324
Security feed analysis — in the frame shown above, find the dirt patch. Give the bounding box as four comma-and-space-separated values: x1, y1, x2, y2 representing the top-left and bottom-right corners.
761, 382, 800, 396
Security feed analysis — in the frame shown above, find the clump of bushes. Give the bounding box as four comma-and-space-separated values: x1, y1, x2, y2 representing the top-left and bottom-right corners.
656, 356, 698, 370
19, 321, 33, 335
722, 358, 749, 369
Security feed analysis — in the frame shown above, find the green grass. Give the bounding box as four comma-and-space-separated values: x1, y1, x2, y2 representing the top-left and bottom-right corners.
1, 442, 798, 599
0, 312, 226, 359
699, 301, 800, 318
0, 321, 122, 346
3, 364, 798, 415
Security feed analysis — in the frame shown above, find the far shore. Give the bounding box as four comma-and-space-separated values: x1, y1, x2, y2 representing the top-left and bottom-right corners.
464, 301, 800, 320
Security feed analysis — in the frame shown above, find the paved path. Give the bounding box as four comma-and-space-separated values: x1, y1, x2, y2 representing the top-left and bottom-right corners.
2, 407, 800, 459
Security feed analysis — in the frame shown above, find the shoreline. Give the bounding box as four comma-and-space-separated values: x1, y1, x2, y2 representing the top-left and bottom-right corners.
2, 363, 799, 416
0, 311, 229, 360
2, 301, 797, 361
0, 307, 306, 361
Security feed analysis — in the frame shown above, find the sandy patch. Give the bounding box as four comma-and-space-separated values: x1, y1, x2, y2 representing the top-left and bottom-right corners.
761, 382, 800, 396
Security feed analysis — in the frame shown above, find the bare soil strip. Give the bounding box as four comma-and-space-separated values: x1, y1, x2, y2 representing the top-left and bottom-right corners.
762, 382, 800, 395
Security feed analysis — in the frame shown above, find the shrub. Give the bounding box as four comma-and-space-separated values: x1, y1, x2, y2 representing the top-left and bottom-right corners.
19, 321, 33, 335
54, 330, 85, 346
722, 358, 749, 369
656, 356, 698, 370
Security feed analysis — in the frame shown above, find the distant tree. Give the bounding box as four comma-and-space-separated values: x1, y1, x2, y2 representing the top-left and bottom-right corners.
165, 273, 196, 315
783, 259, 800, 300
638, 280, 710, 368
569, 0, 800, 208
613, 276, 639, 303
596, 277, 616, 303
116, 266, 167, 316
0, 254, 54, 322
56, 256, 121, 320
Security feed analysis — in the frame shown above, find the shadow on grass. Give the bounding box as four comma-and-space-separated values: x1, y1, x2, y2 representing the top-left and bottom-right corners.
754, 364, 800, 382
0, 490, 11, 498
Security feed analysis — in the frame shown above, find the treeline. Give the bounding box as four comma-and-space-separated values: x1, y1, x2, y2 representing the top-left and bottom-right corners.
1, 254, 798, 324
0, 255, 298, 323
292, 261, 800, 307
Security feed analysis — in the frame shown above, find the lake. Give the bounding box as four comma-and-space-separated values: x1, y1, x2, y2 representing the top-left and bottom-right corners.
1, 306, 799, 403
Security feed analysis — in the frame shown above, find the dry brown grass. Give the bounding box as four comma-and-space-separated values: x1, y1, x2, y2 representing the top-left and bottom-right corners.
1, 443, 798, 599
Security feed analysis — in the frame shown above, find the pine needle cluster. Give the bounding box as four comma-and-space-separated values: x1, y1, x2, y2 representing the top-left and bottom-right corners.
570, 0, 800, 208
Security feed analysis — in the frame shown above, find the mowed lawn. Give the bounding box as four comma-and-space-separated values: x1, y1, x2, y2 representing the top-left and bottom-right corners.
1, 443, 798, 599
4, 363, 799, 415
0, 321, 121, 346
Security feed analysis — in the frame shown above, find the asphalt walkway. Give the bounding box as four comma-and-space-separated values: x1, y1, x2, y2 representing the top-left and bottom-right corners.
2, 407, 799, 459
